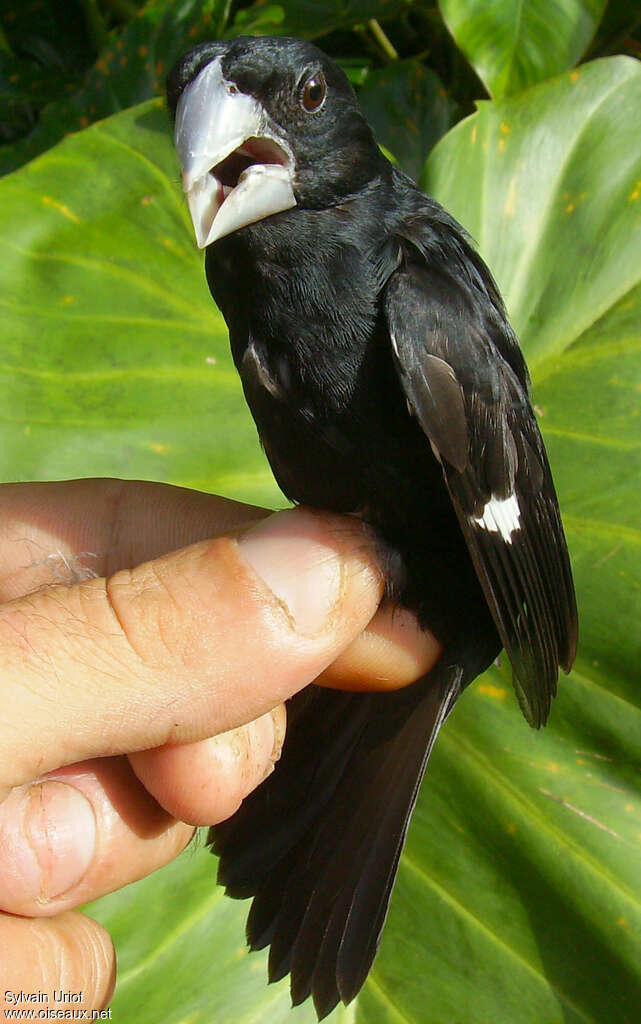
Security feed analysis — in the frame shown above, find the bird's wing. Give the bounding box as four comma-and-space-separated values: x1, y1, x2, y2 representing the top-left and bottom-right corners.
384, 261, 578, 727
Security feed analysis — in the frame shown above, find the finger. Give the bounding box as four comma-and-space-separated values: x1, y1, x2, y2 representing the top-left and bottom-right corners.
129, 705, 287, 826
0, 478, 268, 600
0, 507, 383, 794
0, 708, 286, 916
0, 481, 436, 693
0, 911, 115, 1013
317, 604, 442, 690
0, 759, 193, 916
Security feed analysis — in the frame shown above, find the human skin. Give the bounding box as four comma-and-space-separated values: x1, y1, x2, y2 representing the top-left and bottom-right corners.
0, 479, 440, 1011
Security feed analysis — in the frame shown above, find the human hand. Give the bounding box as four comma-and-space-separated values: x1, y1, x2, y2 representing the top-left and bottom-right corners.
0, 479, 440, 1013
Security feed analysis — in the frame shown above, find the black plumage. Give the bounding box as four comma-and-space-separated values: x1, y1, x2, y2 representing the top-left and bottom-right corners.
167, 36, 578, 1019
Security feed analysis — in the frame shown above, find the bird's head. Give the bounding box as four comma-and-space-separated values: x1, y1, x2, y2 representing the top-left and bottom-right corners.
167, 36, 386, 248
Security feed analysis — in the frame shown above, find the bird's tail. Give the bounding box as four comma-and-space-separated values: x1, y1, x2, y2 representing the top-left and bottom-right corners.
209, 659, 464, 1020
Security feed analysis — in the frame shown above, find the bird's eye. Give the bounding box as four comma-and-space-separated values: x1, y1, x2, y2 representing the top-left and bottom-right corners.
301, 72, 326, 113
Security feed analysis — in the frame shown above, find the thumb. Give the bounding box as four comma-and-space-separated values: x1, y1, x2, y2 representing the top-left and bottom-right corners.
0, 507, 383, 795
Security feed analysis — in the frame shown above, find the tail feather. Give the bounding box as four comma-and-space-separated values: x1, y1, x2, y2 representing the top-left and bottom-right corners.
336, 673, 460, 1004
214, 689, 370, 898
209, 660, 469, 1018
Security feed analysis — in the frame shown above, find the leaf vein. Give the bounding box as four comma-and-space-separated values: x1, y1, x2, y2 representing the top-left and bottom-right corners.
366, 975, 413, 1024
439, 728, 641, 911
400, 851, 597, 1024
116, 885, 225, 988
542, 427, 641, 451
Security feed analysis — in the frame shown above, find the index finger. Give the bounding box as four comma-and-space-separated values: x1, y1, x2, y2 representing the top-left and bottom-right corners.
0, 478, 267, 600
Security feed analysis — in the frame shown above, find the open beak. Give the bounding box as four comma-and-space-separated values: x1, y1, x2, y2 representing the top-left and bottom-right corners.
174, 58, 296, 247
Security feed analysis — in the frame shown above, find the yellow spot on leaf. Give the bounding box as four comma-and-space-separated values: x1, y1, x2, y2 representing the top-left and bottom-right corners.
42, 196, 80, 224
629, 180, 641, 201
546, 762, 559, 773
617, 917, 627, 928
471, 124, 477, 144
625, 803, 635, 812
507, 823, 515, 834
60, 295, 76, 306
498, 138, 506, 154
24, 425, 31, 437
478, 684, 507, 701
504, 178, 517, 217
500, 121, 511, 135
571, 70, 580, 82
141, 195, 153, 206
138, 45, 148, 57
149, 443, 169, 454
564, 191, 586, 214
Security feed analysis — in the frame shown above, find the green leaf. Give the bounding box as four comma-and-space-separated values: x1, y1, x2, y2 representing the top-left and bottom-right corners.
587, 1, 641, 61
372, 54, 640, 1022
439, 0, 607, 97
0, 0, 95, 146
227, 0, 397, 40
85, 839, 354, 1023
0, 98, 281, 506
1, 52, 640, 1024
340, 56, 372, 88
0, 0, 229, 176
358, 59, 456, 181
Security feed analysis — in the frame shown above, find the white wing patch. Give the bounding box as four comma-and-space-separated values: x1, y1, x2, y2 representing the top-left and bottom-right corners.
472, 493, 521, 543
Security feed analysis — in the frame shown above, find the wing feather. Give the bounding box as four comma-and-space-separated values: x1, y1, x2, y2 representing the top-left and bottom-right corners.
385, 262, 577, 726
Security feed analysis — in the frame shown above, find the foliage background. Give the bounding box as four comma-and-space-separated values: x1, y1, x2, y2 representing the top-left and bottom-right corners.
1, 1, 640, 1021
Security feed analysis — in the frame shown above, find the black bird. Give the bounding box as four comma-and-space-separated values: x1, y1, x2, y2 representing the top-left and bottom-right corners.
167, 36, 578, 1019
